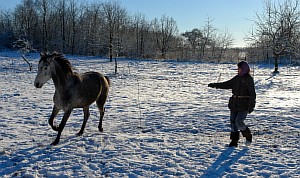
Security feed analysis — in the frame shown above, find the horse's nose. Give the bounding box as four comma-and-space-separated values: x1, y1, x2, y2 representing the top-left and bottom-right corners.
35, 82, 40, 88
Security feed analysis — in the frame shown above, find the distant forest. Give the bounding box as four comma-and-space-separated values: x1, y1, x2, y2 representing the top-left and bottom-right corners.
1, 0, 300, 68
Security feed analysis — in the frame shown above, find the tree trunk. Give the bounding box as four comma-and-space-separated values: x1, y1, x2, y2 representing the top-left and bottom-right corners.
161, 47, 165, 59
109, 32, 113, 62
114, 57, 118, 74
274, 54, 279, 73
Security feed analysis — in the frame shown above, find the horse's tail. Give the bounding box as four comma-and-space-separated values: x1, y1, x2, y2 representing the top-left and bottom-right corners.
104, 76, 111, 86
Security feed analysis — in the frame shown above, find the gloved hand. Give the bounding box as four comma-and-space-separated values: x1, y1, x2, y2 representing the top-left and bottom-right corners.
248, 108, 254, 114
208, 83, 217, 88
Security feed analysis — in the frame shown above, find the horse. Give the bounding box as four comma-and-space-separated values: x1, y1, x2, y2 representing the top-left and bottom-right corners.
34, 52, 110, 145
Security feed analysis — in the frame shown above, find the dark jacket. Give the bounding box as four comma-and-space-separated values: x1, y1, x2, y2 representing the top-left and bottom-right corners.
211, 73, 256, 112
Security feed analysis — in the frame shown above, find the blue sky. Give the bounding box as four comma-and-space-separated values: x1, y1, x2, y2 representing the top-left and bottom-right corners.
1, 0, 264, 47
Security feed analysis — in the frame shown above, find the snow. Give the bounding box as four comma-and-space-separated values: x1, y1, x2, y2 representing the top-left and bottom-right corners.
0, 51, 299, 177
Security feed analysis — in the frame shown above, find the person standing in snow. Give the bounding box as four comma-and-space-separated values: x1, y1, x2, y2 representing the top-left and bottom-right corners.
208, 61, 256, 147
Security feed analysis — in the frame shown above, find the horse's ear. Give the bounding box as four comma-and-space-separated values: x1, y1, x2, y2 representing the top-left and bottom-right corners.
52, 51, 59, 57
40, 49, 50, 57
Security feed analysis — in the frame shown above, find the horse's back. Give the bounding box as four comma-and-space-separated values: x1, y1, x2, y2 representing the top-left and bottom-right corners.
69, 72, 108, 108
81, 71, 109, 86
79, 71, 109, 94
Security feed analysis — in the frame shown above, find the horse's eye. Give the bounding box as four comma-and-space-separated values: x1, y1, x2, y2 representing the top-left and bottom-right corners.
43, 66, 48, 70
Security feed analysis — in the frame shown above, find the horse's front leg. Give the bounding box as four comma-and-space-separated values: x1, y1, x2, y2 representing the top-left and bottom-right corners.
49, 105, 60, 131
51, 109, 72, 146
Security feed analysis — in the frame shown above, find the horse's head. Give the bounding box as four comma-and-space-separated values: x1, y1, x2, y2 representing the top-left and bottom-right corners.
34, 52, 55, 88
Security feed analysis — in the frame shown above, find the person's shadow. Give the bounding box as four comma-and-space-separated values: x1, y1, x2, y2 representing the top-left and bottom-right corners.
200, 147, 249, 177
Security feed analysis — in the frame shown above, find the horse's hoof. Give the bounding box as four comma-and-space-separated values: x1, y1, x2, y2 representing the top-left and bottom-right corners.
98, 127, 103, 132
52, 126, 59, 132
76, 132, 83, 136
51, 139, 60, 146
50, 141, 59, 146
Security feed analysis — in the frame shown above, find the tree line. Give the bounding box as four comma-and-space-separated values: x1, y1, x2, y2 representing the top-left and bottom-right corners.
1, 0, 300, 70
0, 0, 236, 62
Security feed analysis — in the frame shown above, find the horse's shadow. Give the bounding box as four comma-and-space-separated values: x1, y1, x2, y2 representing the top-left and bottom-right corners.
200, 147, 249, 178
0, 144, 50, 177
0, 134, 97, 177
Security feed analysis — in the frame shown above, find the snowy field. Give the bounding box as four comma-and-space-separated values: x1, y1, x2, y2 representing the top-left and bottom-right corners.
0, 51, 299, 177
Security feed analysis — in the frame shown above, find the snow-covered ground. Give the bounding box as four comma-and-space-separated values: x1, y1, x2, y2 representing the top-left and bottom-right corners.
0, 51, 299, 177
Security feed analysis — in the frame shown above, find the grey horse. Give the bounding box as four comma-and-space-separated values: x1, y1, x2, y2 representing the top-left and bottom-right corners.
34, 52, 110, 145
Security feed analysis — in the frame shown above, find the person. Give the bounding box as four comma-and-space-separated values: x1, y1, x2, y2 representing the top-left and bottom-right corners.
208, 61, 256, 147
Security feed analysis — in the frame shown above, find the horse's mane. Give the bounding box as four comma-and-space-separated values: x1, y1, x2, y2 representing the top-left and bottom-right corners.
40, 53, 74, 75
53, 54, 74, 75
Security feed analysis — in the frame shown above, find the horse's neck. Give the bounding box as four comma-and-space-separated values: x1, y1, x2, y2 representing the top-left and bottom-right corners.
52, 75, 66, 91
51, 64, 69, 92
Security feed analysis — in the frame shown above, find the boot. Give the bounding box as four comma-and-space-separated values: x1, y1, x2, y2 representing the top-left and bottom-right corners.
241, 127, 252, 145
229, 132, 240, 147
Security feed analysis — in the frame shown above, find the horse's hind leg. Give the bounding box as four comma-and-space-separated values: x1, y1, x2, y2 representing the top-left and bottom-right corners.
96, 93, 108, 132
77, 106, 90, 136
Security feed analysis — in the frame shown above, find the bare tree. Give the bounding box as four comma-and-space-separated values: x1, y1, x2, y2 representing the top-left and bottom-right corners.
13, 0, 39, 43
51, 0, 80, 54
0, 9, 13, 48
102, 1, 127, 62
248, 0, 300, 73
36, 0, 50, 49
79, 2, 105, 55
0, 10, 13, 33
67, 0, 79, 55
181, 28, 203, 56
152, 15, 178, 59
130, 13, 152, 58
215, 28, 234, 62
201, 16, 216, 59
